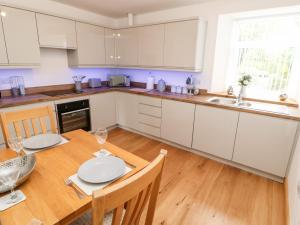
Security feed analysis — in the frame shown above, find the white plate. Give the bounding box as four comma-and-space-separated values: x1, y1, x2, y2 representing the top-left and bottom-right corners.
23, 134, 62, 150
78, 156, 126, 183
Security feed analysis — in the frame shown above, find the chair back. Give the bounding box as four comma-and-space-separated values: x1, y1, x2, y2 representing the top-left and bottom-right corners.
0, 105, 57, 146
92, 150, 167, 225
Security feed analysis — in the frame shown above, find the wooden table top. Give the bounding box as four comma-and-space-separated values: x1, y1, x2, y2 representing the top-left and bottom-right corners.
0, 130, 149, 225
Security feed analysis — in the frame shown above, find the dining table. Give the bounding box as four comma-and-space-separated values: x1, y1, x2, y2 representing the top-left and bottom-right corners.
0, 129, 149, 225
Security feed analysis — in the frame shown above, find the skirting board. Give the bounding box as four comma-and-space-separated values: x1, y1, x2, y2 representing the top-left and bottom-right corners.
117, 125, 284, 183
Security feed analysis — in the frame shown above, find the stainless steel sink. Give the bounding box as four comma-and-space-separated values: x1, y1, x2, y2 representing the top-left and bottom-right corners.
207, 97, 288, 115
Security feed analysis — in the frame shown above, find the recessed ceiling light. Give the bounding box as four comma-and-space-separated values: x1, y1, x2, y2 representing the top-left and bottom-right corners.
0, 11, 6, 17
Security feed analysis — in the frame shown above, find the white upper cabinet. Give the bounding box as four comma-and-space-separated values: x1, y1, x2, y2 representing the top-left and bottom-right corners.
0, 17, 8, 64
138, 24, 164, 67
36, 14, 77, 49
163, 20, 206, 71
115, 28, 138, 66
161, 99, 195, 147
0, 6, 40, 65
104, 28, 116, 65
192, 105, 239, 160
68, 22, 105, 67
232, 112, 298, 177
90, 93, 116, 130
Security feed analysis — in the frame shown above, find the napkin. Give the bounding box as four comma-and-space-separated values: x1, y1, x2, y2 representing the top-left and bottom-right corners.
0, 190, 26, 211
23, 136, 69, 155
69, 166, 132, 196
69, 149, 132, 196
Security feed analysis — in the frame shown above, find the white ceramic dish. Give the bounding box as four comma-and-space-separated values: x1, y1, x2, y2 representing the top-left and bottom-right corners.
23, 134, 62, 150
78, 156, 126, 184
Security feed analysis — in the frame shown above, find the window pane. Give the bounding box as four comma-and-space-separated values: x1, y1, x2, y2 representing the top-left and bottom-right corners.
229, 14, 300, 99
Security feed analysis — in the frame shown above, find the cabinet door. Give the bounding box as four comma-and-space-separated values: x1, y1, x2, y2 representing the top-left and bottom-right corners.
233, 112, 298, 177
0, 17, 8, 64
116, 92, 138, 130
90, 93, 116, 130
68, 22, 105, 66
138, 24, 164, 67
161, 99, 195, 147
1, 6, 40, 65
105, 28, 116, 65
164, 20, 205, 70
192, 105, 239, 160
36, 13, 77, 49
116, 28, 138, 66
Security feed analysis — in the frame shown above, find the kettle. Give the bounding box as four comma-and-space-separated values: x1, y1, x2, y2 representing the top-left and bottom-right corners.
157, 78, 166, 92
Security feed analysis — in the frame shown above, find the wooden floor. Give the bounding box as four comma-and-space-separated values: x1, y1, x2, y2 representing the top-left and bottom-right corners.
108, 128, 286, 225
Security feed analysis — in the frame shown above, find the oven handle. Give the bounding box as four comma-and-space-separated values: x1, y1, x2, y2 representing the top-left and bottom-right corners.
60, 107, 90, 116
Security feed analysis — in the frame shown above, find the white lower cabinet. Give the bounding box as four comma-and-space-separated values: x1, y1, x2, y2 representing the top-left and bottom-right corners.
232, 112, 298, 177
116, 92, 138, 130
90, 93, 116, 130
161, 99, 195, 147
192, 105, 239, 160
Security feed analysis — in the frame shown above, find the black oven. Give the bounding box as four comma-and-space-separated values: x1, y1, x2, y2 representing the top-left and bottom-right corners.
56, 99, 91, 133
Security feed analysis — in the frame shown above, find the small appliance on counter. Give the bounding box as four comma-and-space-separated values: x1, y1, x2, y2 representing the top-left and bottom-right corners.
88, 78, 101, 88
186, 75, 194, 95
108, 75, 130, 87
157, 78, 166, 92
72, 75, 86, 93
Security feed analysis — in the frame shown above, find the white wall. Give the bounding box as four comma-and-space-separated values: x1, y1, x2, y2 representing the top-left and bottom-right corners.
113, 68, 201, 88
288, 130, 300, 225
116, 0, 300, 91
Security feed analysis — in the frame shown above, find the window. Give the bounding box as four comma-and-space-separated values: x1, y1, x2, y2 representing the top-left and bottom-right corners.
226, 14, 300, 99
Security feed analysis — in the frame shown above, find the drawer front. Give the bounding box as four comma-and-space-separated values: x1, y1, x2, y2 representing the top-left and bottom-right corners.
137, 123, 161, 137
138, 96, 162, 107
138, 104, 161, 118
138, 114, 161, 128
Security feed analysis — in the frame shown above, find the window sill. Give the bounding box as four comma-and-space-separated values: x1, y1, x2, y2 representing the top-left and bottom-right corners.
210, 92, 299, 108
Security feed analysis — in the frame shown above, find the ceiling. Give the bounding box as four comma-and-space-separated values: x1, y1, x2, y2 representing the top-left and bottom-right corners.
52, 0, 212, 18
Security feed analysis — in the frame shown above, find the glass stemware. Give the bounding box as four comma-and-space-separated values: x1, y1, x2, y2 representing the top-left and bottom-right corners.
8, 136, 23, 156
95, 128, 108, 145
0, 162, 21, 204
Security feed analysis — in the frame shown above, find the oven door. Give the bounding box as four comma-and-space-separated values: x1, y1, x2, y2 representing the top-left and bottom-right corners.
58, 108, 91, 133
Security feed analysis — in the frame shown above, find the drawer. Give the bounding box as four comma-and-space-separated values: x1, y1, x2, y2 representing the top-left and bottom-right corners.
138, 104, 161, 118
138, 96, 161, 107
138, 114, 161, 128
137, 123, 161, 137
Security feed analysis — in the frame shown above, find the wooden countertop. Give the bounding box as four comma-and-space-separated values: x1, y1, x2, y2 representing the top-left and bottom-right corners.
0, 86, 300, 121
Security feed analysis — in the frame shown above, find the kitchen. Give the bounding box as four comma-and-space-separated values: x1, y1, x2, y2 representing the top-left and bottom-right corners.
0, 0, 300, 225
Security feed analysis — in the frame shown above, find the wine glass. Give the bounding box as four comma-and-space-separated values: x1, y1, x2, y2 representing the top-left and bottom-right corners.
8, 136, 23, 156
95, 128, 108, 145
0, 162, 21, 204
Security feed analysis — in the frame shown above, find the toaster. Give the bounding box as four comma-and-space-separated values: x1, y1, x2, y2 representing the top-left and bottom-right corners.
88, 78, 102, 88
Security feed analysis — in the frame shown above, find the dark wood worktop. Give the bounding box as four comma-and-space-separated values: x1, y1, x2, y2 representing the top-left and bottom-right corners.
0, 86, 300, 121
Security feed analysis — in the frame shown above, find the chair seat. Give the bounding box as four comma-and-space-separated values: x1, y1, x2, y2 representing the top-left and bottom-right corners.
70, 212, 113, 225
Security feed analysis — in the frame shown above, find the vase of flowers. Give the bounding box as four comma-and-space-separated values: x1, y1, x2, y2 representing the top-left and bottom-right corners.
238, 74, 252, 99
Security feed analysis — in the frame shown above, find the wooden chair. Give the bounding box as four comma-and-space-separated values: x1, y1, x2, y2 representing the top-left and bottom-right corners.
0, 105, 57, 147
71, 149, 167, 225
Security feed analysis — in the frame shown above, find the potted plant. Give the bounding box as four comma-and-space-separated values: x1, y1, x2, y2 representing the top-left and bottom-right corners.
238, 74, 252, 99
